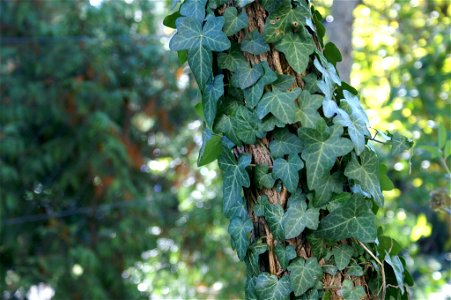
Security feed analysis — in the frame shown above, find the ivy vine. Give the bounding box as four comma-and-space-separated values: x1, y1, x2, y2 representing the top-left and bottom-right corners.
165, 0, 414, 299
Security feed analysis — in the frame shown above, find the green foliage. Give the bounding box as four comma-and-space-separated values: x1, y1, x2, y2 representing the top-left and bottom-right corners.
167, 0, 414, 298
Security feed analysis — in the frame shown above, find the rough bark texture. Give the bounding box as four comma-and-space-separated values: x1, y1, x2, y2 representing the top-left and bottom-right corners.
326, 0, 360, 83
224, 2, 372, 299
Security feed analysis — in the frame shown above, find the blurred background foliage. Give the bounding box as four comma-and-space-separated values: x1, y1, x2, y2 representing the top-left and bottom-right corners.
0, 0, 449, 299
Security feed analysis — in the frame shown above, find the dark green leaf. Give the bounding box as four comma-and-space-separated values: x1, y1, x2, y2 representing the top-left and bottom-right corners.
257, 88, 301, 124
340, 280, 366, 300
275, 244, 296, 269
202, 75, 224, 128
244, 61, 277, 109
232, 105, 264, 144
231, 63, 264, 90
241, 30, 270, 55
223, 7, 248, 36
272, 154, 304, 193
282, 198, 319, 239
323, 42, 342, 66
316, 194, 377, 243
385, 254, 405, 294
163, 11, 181, 29
346, 263, 364, 276
272, 74, 296, 91
197, 128, 222, 166
245, 240, 267, 276
255, 164, 275, 189
312, 172, 344, 207
228, 216, 253, 260
215, 113, 242, 146
255, 273, 291, 300
389, 132, 413, 156
332, 244, 353, 271
296, 90, 323, 128
378, 163, 394, 191
287, 257, 323, 297
180, 0, 207, 22
275, 30, 315, 73
269, 128, 304, 158
344, 149, 384, 207
218, 44, 247, 71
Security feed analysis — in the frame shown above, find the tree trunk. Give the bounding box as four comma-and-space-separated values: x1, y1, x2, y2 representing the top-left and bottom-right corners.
326, 0, 360, 83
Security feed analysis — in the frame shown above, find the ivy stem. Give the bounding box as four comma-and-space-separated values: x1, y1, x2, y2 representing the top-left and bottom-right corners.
357, 240, 386, 300
368, 137, 385, 144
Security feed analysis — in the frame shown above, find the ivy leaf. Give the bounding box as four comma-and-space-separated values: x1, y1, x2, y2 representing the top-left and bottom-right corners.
241, 30, 270, 55
316, 194, 377, 243
197, 128, 222, 166
283, 198, 320, 239
275, 244, 297, 269
228, 216, 253, 260
385, 254, 405, 294
312, 172, 344, 207
179, 0, 207, 22
163, 11, 181, 29
341, 90, 369, 126
334, 108, 369, 155
255, 164, 275, 189
388, 132, 413, 156
245, 240, 267, 276
170, 16, 230, 89
238, 0, 255, 7
272, 74, 296, 91
314, 57, 341, 86
275, 30, 315, 73
244, 61, 277, 109
257, 88, 301, 124
202, 75, 224, 128
255, 273, 291, 300
223, 7, 248, 36
307, 234, 330, 259
378, 163, 394, 191
261, 116, 285, 132
269, 128, 304, 158
245, 276, 258, 300
299, 125, 354, 192
272, 154, 304, 193
296, 90, 323, 128
215, 113, 242, 146
231, 63, 263, 90
218, 44, 247, 71
340, 280, 366, 300
344, 149, 384, 207
261, 197, 285, 240
232, 105, 264, 144
264, 2, 310, 43
323, 42, 342, 66
219, 151, 251, 217
346, 263, 364, 276
287, 257, 323, 297
332, 244, 353, 271
303, 73, 321, 94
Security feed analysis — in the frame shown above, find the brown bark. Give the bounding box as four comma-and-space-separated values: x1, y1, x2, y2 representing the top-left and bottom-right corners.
220, 2, 373, 298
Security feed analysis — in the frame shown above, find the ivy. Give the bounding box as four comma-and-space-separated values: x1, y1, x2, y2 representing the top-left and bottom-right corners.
166, 0, 412, 298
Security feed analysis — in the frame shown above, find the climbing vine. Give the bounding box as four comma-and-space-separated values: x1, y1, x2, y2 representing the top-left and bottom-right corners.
165, 0, 413, 299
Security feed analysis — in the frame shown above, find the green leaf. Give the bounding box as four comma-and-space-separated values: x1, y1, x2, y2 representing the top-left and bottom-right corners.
202, 75, 224, 128
275, 244, 296, 269
346, 263, 364, 276
257, 88, 301, 124
241, 30, 270, 55
385, 254, 405, 294
261, 116, 285, 132
223, 7, 248, 36
377, 235, 402, 256
197, 128, 222, 166
177, 50, 188, 64
272, 74, 296, 91
323, 42, 342, 66
231, 63, 263, 90
269, 128, 304, 158
332, 244, 353, 271
344, 149, 384, 207
316, 194, 377, 243
444, 140, 451, 158
219, 151, 251, 217
287, 257, 323, 297
170, 16, 230, 89
180, 0, 207, 22
303, 73, 320, 93
322, 264, 338, 275
255, 273, 291, 300
245, 240, 267, 276
245, 276, 258, 300
255, 164, 275, 189
389, 132, 413, 156
260, 197, 285, 240
314, 57, 341, 86
163, 11, 181, 29
264, 2, 310, 43
312, 172, 344, 207
307, 234, 330, 259
296, 90, 323, 128
275, 30, 315, 73
244, 61, 277, 109
378, 163, 394, 191
299, 125, 353, 192
282, 198, 320, 239
272, 154, 304, 193
228, 216, 253, 260
340, 280, 366, 300
334, 109, 369, 155
232, 105, 264, 144
218, 44, 247, 71
215, 113, 242, 146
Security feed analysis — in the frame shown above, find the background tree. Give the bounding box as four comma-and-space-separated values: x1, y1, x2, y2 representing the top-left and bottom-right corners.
168, 0, 412, 298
